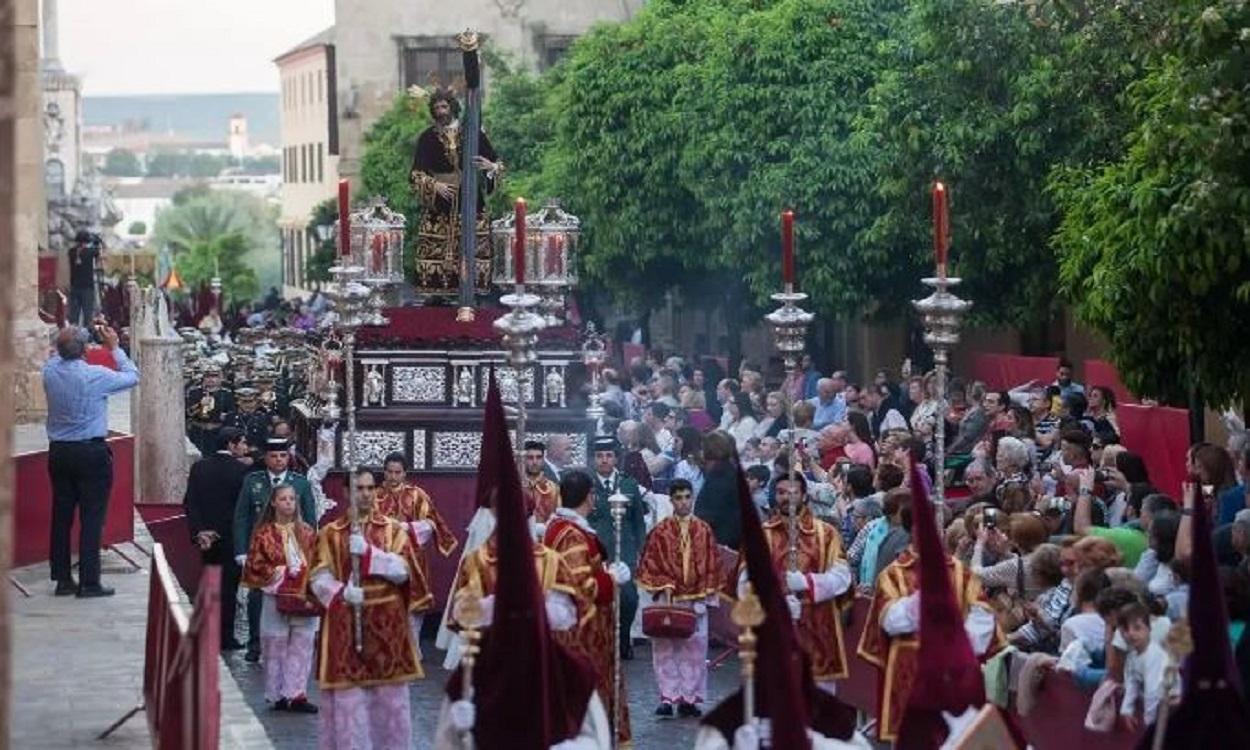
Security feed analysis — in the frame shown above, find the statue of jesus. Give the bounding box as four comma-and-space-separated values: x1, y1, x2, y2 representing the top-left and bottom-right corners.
408, 78, 502, 299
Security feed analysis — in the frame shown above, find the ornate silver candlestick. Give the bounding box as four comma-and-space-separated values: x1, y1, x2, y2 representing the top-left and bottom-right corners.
912, 272, 971, 506
581, 322, 608, 432
493, 282, 546, 463
766, 282, 814, 571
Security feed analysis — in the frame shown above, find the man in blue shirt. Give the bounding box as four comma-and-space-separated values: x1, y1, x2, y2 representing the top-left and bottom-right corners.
43, 324, 140, 597
808, 373, 847, 430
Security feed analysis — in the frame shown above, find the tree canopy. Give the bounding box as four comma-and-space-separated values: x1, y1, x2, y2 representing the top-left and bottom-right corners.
152, 188, 280, 296
1052, 0, 1250, 405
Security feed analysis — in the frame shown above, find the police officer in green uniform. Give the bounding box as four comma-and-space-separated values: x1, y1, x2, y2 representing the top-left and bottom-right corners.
232, 437, 318, 661
586, 435, 648, 659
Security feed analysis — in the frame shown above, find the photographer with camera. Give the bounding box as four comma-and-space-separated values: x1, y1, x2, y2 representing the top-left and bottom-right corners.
67, 230, 102, 326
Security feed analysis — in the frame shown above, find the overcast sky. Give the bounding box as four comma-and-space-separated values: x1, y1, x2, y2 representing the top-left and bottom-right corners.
57, 0, 335, 96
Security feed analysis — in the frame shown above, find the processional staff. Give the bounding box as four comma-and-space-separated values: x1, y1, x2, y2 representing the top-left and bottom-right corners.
733, 584, 766, 734
454, 588, 486, 750
456, 30, 482, 322
608, 491, 629, 747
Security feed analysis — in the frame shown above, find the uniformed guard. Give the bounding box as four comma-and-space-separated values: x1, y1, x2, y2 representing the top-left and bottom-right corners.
186, 363, 235, 455
222, 386, 270, 455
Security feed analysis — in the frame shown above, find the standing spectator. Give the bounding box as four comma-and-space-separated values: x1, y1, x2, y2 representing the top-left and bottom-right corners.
1054, 358, 1085, 400
44, 324, 140, 597
66, 231, 101, 326
184, 427, 252, 649
694, 431, 742, 549
1218, 445, 1249, 525
1087, 386, 1120, 435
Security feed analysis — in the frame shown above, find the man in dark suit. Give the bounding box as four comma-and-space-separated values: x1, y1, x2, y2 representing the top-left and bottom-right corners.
232, 437, 318, 661
183, 427, 251, 650
587, 436, 648, 659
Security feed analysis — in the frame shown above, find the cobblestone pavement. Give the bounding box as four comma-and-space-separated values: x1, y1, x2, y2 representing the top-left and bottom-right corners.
11, 514, 268, 750
223, 635, 743, 749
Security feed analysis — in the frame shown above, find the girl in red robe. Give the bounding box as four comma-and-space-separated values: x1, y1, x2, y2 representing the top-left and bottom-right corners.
242, 483, 320, 713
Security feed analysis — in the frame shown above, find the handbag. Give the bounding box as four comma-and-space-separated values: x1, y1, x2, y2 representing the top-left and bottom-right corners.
1084, 679, 1122, 732
642, 604, 697, 639
275, 572, 323, 618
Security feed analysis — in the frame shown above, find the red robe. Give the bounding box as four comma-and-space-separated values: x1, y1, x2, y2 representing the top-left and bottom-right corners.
636, 514, 721, 602
524, 474, 560, 524
242, 520, 317, 595
543, 517, 632, 746
447, 534, 583, 630
311, 511, 430, 689
376, 482, 458, 611
754, 508, 851, 682
856, 549, 1005, 742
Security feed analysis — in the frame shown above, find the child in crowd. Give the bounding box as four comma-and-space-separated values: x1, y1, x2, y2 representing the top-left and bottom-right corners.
1118, 601, 1179, 731
242, 483, 320, 713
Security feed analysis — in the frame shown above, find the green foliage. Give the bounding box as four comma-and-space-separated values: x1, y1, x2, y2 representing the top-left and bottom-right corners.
360, 94, 429, 278
152, 188, 280, 300
1052, 0, 1250, 405
305, 198, 339, 286
175, 233, 259, 307
102, 148, 142, 177
126, 220, 147, 236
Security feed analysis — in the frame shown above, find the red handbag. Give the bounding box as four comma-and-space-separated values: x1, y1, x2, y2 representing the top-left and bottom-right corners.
275, 573, 323, 618
642, 604, 698, 639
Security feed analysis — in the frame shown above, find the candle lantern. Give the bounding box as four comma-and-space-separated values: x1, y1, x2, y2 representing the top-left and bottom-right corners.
491, 198, 580, 326
336, 197, 406, 326
581, 322, 609, 432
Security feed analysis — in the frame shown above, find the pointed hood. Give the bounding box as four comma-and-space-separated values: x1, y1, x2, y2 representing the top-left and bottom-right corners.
473, 370, 506, 510
445, 371, 596, 748
1145, 476, 1250, 748
897, 460, 986, 748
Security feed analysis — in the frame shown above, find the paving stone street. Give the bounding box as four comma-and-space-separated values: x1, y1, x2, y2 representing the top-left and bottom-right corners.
225, 634, 743, 749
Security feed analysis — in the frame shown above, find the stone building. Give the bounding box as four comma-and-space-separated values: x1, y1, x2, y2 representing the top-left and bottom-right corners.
275, 0, 643, 295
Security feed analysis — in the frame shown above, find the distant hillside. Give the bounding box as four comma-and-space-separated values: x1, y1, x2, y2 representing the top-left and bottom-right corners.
84, 93, 280, 145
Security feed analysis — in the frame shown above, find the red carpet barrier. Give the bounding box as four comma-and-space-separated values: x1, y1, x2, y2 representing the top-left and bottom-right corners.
137, 505, 202, 597
971, 353, 1059, 391
14, 432, 135, 567
1084, 359, 1135, 405
1117, 404, 1189, 499
103, 545, 220, 748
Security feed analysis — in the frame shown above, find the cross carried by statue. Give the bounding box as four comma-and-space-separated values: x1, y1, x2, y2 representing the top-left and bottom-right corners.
408, 30, 503, 307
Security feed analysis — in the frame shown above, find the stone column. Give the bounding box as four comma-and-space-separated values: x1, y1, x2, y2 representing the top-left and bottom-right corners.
0, 1, 24, 742
39, 0, 60, 72
133, 287, 188, 503
12, 0, 51, 425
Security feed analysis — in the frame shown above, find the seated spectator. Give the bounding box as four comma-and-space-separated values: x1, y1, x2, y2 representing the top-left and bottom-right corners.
1086, 385, 1120, 435
861, 383, 908, 439
948, 380, 989, 455
814, 423, 849, 470
723, 392, 758, 453
1059, 568, 1113, 655
963, 458, 999, 508
1072, 464, 1146, 566
995, 436, 1032, 490
836, 463, 876, 547
744, 464, 771, 517
1117, 601, 1179, 732
850, 487, 909, 588
944, 518, 970, 557
1073, 535, 1124, 576
1007, 543, 1066, 652
808, 375, 847, 430
1164, 556, 1190, 621
672, 426, 705, 498
971, 512, 1050, 599
752, 390, 790, 439
1135, 510, 1180, 597
1217, 444, 1249, 525
844, 412, 876, 469
869, 487, 913, 585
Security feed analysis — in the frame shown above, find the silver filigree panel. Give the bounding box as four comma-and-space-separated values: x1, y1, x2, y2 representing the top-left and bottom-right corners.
411, 429, 427, 471
432, 431, 482, 469
392, 365, 446, 403
480, 365, 534, 405
344, 430, 406, 468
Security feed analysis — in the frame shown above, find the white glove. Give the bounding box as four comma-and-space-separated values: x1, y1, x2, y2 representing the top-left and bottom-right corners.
609, 561, 632, 584
786, 594, 802, 621
478, 594, 495, 627
342, 583, 364, 606
449, 699, 476, 732
234, 554, 247, 566
733, 723, 761, 750
410, 520, 434, 546
785, 570, 808, 594
349, 533, 367, 556
552, 742, 581, 750
287, 560, 302, 576
693, 601, 708, 616
903, 591, 921, 622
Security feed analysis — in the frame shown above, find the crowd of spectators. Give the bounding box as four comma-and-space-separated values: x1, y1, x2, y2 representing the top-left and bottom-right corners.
598, 350, 1250, 729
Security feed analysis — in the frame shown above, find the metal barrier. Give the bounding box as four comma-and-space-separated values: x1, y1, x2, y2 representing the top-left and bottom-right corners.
100, 543, 221, 749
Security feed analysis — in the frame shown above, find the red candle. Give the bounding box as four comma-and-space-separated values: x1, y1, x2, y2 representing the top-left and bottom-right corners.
932, 181, 949, 268
514, 197, 527, 285
337, 179, 350, 257
371, 234, 383, 272
781, 209, 795, 285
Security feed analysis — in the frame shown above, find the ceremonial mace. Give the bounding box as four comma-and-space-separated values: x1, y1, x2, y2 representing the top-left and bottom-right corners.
766, 210, 814, 572
608, 491, 629, 747
911, 182, 971, 506
328, 181, 390, 654
733, 584, 766, 735
454, 589, 486, 750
